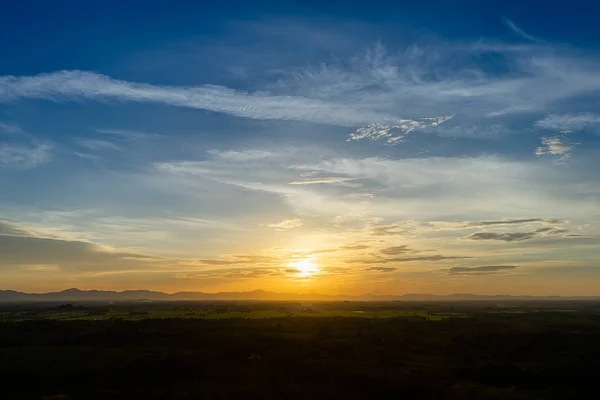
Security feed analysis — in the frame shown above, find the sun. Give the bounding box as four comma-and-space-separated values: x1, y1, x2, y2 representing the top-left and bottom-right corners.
291, 259, 320, 278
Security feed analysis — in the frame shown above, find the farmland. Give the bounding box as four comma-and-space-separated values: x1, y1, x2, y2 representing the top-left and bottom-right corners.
1, 301, 599, 399
0, 301, 472, 322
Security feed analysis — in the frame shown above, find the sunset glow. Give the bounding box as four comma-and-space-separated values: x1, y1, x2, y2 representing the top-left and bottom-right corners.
290, 259, 320, 278
0, 3, 599, 297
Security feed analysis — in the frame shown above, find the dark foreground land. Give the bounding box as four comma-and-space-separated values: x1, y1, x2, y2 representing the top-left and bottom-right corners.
1, 301, 599, 399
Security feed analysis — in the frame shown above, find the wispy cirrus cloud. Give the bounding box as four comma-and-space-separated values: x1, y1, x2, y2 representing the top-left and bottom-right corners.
0, 142, 52, 169
465, 232, 536, 242
0, 70, 390, 127
3, 37, 600, 139
96, 128, 161, 139
365, 267, 396, 272
503, 18, 544, 43
0, 122, 25, 135
288, 177, 356, 185
340, 244, 370, 251
380, 245, 420, 255
464, 227, 568, 242
535, 113, 600, 132
444, 265, 518, 275
467, 218, 562, 227
74, 138, 123, 152
349, 255, 472, 264
265, 219, 303, 230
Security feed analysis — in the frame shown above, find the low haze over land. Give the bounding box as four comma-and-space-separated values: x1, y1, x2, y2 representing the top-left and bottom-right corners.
1, 1, 599, 295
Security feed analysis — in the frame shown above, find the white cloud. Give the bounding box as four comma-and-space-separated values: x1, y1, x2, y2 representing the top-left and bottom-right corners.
535, 136, 573, 160
74, 138, 123, 151
535, 113, 600, 132
503, 18, 544, 43
0, 70, 391, 127
288, 177, 356, 185
347, 116, 453, 143
153, 148, 600, 229
0, 122, 25, 135
265, 219, 303, 230
432, 124, 511, 139
96, 128, 161, 139
0, 142, 53, 169
3, 40, 600, 136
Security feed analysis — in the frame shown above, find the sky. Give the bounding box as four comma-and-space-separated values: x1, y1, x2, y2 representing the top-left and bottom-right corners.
1, 0, 600, 295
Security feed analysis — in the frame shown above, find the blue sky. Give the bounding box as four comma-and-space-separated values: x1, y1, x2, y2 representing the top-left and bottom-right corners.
1, 1, 600, 294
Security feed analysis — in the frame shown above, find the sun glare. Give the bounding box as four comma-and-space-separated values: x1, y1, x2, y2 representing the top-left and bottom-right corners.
291, 259, 320, 278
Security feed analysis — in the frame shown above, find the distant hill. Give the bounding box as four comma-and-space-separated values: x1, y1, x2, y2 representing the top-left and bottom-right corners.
0, 288, 598, 302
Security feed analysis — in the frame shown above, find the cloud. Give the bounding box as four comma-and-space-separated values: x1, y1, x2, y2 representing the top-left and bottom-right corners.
288, 177, 356, 185
74, 152, 102, 161
233, 254, 282, 263
0, 70, 390, 127
371, 224, 405, 236
444, 265, 518, 275
465, 226, 570, 242
0, 232, 162, 272
186, 254, 288, 267
536, 136, 573, 160
503, 18, 544, 43
265, 219, 303, 230
468, 218, 562, 227
340, 244, 370, 250
178, 267, 283, 280
380, 245, 419, 255
23, 264, 61, 272
0, 142, 52, 169
431, 124, 511, 139
0, 219, 32, 237
0, 122, 25, 135
536, 228, 568, 235
347, 116, 453, 143
74, 138, 123, 151
365, 219, 567, 238
465, 232, 537, 242
365, 267, 397, 272
349, 255, 472, 264
196, 259, 241, 266
306, 248, 338, 255
155, 148, 599, 232
5, 37, 600, 136
535, 113, 600, 132
96, 128, 161, 139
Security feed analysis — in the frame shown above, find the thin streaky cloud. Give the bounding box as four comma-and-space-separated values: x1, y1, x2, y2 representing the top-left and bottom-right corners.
465, 232, 536, 242
0, 142, 53, 169
503, 18, 545, 43
74, 138, 123, 152
535, 113, 600, 131
96, 128, 161, 139
444, 265, 518, 275
0, 70, 391, 127
468, 218, 562, 227
365, 267, 396, 272
288, 177, 356, 185
348, 255, 472, 264
0, 122, 25, 135
265, 219, 303, 230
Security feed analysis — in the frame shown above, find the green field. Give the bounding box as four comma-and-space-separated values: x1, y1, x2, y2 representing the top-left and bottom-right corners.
2, 300, 600, 399
0, 305, 468, 322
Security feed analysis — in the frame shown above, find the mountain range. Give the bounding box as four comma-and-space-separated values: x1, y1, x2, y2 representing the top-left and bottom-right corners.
0, 288, 598, 302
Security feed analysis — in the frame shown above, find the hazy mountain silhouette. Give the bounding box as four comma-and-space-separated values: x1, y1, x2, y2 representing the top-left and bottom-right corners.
0, 288, 597, 302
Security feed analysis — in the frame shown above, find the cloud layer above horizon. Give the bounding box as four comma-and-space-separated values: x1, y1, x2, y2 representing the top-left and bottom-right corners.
1, 6, 599, 295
